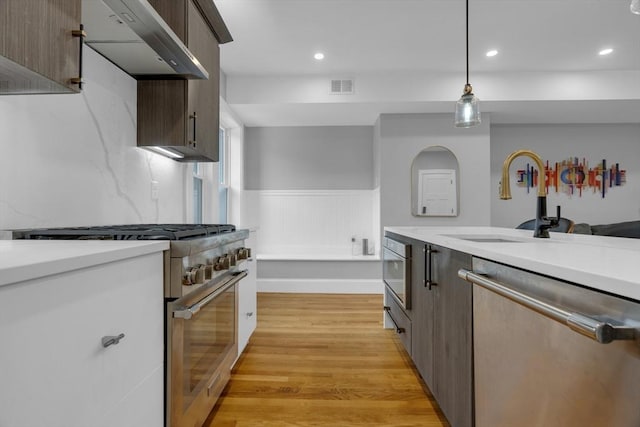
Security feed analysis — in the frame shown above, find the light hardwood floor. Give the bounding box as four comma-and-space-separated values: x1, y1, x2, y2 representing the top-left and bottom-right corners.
205, 293, 450, 427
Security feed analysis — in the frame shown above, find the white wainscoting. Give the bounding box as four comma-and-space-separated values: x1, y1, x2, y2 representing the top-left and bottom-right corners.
254, 190, 379, 256
246, 189, 381, 293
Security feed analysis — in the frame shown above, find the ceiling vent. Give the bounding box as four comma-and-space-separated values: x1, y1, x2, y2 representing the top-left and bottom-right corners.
330, 79, 354, 94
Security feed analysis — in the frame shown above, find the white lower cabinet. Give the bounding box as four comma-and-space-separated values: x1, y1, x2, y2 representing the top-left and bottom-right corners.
98, 365, 164, 427
0, 252, 164, 427
237, 229, 257, 357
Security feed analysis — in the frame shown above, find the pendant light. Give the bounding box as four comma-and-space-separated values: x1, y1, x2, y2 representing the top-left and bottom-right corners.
454, 0, 481, 127
632, 0, 640, 15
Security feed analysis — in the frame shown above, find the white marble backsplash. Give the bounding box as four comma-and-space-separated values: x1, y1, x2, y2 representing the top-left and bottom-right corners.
0, 47, 193, 230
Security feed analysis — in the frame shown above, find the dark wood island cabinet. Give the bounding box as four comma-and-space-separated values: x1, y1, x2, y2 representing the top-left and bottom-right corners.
385, 232, 474, 427
429, 243, 473, 427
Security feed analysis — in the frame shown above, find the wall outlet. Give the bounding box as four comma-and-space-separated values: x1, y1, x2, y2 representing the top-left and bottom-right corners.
151, 181, 159, 200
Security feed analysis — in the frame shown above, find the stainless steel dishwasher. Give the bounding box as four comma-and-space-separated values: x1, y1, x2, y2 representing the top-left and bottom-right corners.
459, 257, 640, 427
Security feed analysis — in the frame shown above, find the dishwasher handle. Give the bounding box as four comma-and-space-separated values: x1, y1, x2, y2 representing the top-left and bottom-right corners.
458, 268, 637, 344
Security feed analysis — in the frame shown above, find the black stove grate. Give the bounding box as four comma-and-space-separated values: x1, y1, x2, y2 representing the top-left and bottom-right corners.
19, 224, 236, 241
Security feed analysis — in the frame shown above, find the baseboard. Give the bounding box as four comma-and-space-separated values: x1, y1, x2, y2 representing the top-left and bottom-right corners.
257, 278, 384, 294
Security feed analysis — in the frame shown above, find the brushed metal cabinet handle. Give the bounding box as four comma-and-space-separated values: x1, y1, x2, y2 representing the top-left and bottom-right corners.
102, 333, 125, 348
70, 25, 86, 89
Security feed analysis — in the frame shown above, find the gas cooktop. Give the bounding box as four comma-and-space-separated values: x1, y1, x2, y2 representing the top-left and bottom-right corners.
12, 224, 237, 241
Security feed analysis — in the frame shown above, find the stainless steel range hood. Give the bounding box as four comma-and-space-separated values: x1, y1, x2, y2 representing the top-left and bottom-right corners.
82, 0, 209, 79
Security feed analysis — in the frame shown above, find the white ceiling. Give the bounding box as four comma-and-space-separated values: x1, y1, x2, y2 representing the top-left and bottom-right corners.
214, 0, 640, 126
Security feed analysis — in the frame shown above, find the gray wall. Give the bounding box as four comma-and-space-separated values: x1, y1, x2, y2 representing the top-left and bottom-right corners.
378, 113, 492, 229
244, 126, 374, 190
491, 123, 640, 227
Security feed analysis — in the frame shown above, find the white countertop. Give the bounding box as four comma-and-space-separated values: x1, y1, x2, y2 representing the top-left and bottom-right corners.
385, 226, 640, 301
0, 240, 169, 287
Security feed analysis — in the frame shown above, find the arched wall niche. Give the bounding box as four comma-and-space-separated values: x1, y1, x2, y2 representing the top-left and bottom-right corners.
411, 146, 460, 217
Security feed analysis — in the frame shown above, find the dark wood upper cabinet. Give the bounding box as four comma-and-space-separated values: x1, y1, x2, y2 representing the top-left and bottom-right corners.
0, 0, 83, 94
137, 0, 231, 162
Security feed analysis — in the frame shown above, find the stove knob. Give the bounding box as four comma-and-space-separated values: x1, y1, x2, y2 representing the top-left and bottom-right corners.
204, 263, 214, 280
228, 253, 237, 267
221, 255, 230, 269
214, 255, 230, 271
182, 267, 196, 285
194, 265, 205, 283
183, 265, 204, 285
237, 247, 251, 260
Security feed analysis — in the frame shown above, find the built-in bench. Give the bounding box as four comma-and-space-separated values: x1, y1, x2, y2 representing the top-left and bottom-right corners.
256, 252, 382, 294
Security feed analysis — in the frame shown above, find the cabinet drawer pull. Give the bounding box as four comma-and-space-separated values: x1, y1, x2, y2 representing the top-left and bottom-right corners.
70, 25, 86, 89
102, 333, 125, 348
383, 306, 405, 334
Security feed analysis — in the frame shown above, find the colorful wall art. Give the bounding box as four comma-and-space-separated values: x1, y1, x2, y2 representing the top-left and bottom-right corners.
516, 158, 626, 198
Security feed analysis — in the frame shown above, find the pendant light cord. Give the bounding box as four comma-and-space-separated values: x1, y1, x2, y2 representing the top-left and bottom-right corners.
466, 0, 470, 86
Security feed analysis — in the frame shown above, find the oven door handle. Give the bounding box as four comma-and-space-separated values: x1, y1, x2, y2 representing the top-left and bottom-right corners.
173, 271, 247, 320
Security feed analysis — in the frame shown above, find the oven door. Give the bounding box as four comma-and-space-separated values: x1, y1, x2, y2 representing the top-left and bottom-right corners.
167, 271, 246, 427
383, 243, 411, 310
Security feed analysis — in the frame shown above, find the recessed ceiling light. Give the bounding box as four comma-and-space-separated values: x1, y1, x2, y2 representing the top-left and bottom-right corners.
314, 52, 325, 60
486, 50, 498, 57
599, 48, 613, 56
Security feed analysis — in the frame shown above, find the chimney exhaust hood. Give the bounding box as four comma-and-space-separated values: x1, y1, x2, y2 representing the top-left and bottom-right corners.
82, 0, 222, 79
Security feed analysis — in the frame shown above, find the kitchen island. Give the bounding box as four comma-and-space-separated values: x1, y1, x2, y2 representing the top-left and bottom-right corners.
386, 226, 640, 300
384, 226, 640, 427
0, 240, 168, 427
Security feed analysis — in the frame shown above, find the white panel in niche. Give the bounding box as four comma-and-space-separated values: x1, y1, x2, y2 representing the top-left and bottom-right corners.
417, 169, 457, 216
255, 190, 374, 255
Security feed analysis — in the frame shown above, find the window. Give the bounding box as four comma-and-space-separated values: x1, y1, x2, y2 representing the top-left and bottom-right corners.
218, 127, 228, 224
193, 163, 203, 224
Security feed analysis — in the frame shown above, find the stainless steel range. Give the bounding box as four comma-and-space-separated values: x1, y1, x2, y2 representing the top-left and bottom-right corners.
11, 224, 251, 427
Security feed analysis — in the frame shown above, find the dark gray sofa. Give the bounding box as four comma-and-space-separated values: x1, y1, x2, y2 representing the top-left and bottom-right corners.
572, 220, 640, 239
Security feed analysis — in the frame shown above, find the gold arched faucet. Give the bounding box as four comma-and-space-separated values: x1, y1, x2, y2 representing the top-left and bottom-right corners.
500, 149, 561, 238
